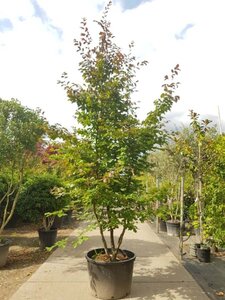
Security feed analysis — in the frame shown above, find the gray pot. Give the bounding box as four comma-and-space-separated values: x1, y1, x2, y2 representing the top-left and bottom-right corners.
166, 220, 180, 236
86, 248, 136, 300
0, 238, 11, 267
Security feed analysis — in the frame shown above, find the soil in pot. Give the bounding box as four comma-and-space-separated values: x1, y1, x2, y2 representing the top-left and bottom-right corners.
166, 220, 180, 237
0, 238, 11, 267
86, 248, 136, 300
38, 228, 57, 250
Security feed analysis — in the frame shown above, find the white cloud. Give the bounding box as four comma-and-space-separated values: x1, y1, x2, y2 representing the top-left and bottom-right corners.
0, 0, 34, 20
0, 0, 225, 130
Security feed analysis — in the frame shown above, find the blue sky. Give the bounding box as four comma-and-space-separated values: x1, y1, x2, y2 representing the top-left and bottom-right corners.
0, 0, 225, 131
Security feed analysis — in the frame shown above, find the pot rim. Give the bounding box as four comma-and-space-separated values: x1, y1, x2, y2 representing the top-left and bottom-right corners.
86, 248, 136, 265
166, 220, 180, 224
38, 227, 58, 232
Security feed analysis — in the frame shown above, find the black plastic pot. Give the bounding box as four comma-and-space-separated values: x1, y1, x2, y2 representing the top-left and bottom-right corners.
38, 228, 57, 249
197, 247, 211, 263
166, 220, 180, 236
0, 239, 11, 267
86, 248, 136, 300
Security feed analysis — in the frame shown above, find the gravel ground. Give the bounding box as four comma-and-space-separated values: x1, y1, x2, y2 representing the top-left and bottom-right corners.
0, 220, 77, 300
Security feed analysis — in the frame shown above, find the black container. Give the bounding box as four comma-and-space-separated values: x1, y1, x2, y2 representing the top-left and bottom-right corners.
86, 248, 136, 300
197, 247, 211, 263
38, 228, 57, 249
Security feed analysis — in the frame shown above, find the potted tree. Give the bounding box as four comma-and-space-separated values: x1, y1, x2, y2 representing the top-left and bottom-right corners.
155, 204, 169, 232
0, 99, 47, 267
147, 148, 183, 236
165, 200, 181, 236
38, 210, 65, 249
16, 174, 69, 249
58, 2, 180, 299
180, 112, 214, 261
146, 184, 170, 232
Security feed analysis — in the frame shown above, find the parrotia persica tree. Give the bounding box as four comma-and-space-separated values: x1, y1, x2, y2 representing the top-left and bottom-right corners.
0, 98, 47, 234
59, 1, 180, 260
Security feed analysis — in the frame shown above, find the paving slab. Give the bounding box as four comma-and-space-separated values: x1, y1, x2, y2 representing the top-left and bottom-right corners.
150, 222, 225, 300
10, 222, 209, 300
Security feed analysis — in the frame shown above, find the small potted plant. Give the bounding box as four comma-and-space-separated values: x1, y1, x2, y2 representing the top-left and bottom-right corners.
38, 210, 65, 249
58, 2, 180, 299
16, 174, 70, 250
166, 200, 181, 236
147, 185, 170, 232
156, 204, 170, 232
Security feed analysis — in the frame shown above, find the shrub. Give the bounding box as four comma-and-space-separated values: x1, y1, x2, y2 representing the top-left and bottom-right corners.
16, 174, 69, 223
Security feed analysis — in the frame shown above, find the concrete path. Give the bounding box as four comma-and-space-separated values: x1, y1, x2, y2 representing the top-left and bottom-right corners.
10, 222, 209, 300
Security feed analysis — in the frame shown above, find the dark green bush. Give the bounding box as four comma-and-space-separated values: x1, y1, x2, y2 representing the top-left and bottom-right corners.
16, 174, 70, 223
0, 174, 8, 198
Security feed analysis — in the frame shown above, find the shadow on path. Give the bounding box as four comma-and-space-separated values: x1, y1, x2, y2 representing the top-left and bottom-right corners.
149, 222, 225, 300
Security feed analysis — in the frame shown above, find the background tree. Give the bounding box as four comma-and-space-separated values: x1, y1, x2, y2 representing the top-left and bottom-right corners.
0, 98, 47, 234
202, 134, 225, 248
147, 111, 221, 246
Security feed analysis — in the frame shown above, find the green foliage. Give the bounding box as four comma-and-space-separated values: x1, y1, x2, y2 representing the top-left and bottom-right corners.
0, 99, 47, 233
147, 113, 225, 247
0, 175, 9, 198
46, 238, 68, 252
16, 174, 70, 223
0, 98, 46, 166
155, 204, 169, 221
201, 135, 225, 247
42, 210, 66, 231
58, 2, 180, 259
